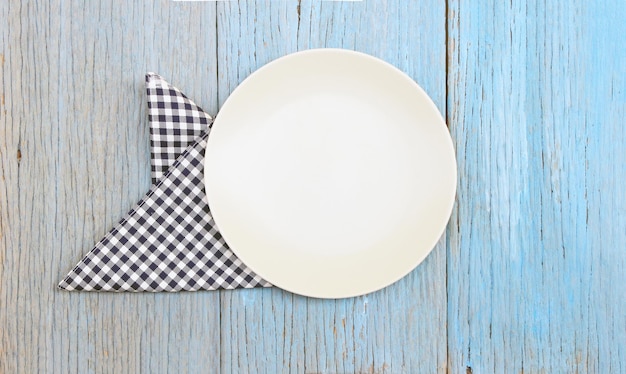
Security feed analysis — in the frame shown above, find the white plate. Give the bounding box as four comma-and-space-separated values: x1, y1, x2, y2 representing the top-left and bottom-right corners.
205, 49, 456, 298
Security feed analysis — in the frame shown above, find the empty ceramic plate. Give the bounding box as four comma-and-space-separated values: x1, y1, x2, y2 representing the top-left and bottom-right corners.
205, 49, 456, 298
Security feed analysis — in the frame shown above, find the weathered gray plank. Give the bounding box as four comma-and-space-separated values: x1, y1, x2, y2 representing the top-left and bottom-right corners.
0, 1, 221, 373
217, 1, 447, 373
447, 0, 626, 372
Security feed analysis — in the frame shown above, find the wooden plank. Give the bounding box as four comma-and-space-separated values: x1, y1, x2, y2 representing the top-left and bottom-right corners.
0, 1, 221, 373
447, 0, 626, 372
217, 1, 447, 373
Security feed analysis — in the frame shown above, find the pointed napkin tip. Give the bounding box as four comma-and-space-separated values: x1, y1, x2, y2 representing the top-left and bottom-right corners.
145, 72, 164, 88
57, 279, 70, 291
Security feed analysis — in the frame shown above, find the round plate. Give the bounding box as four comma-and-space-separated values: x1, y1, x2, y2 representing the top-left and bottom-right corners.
205, 49, 456, 298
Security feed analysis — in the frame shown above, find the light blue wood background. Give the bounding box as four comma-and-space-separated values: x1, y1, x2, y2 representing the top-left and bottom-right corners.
0, 1, 624, 373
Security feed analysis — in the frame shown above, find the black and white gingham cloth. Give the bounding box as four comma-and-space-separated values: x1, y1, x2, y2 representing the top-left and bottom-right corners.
58, 74, 271, 291
146, 73, 211, 184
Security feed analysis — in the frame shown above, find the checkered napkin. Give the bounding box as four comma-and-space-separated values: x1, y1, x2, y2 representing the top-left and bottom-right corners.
58, 73, 271, 291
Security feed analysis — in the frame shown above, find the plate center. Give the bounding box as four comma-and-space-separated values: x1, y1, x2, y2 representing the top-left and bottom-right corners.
231, 91, 421, 257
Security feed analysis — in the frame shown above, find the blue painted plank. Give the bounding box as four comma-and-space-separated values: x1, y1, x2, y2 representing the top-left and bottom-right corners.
217, 1, 448, 373
447, 0, 626, 372
0, 1, 222, 373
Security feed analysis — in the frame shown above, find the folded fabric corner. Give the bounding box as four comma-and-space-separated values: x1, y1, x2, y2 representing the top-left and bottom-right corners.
58, 75, 271, 292
146, 72, 213, 184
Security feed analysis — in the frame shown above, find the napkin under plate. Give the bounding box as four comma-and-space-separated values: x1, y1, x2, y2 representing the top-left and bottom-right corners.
58, 74, 271, 291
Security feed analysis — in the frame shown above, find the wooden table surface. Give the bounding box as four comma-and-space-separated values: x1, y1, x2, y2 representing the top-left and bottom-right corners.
1, 1, 625, 373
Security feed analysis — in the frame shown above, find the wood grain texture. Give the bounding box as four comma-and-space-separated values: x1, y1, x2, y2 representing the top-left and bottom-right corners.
0, 1, 221, 373
447, 0, 626, 372
216, 1, 447, 373
2, 0, 625, 373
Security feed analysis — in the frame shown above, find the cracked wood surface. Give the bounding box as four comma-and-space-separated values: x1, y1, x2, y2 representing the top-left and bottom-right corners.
1, 1, 624, 373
